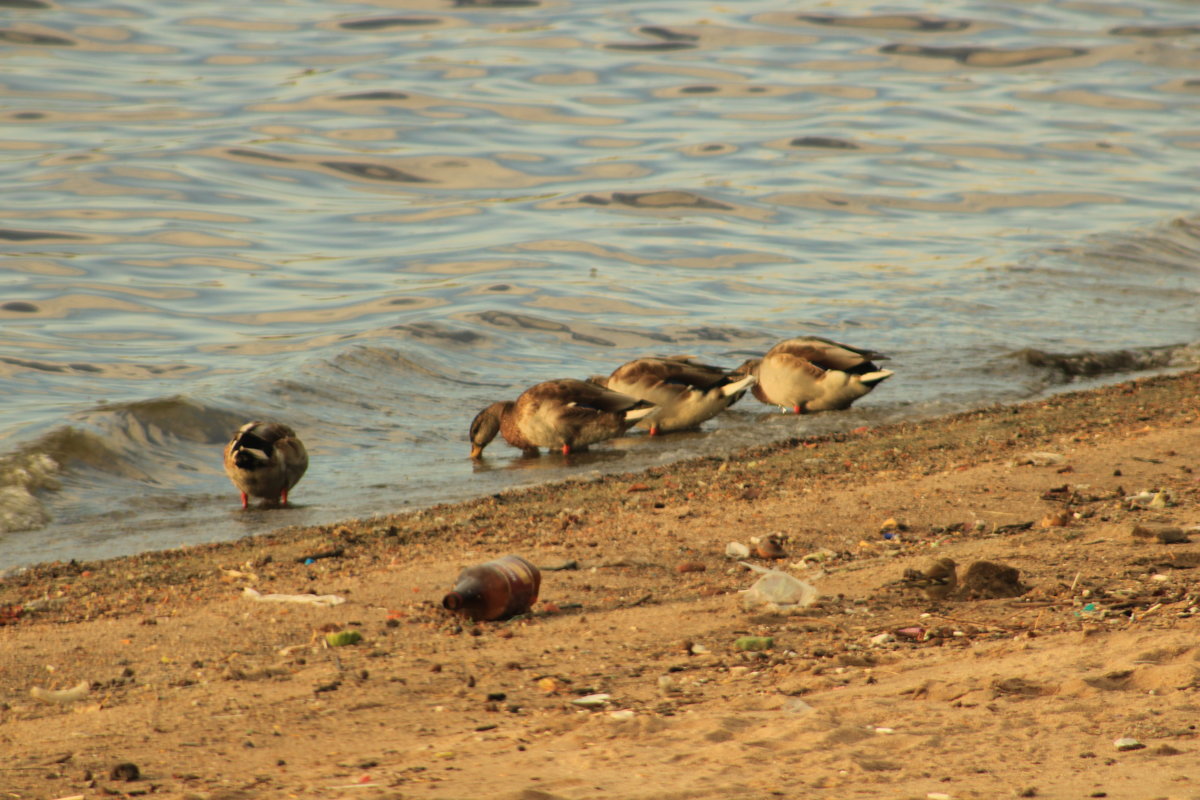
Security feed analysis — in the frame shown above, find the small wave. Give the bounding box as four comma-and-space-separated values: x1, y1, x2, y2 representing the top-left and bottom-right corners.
0, 428, 102, 532
85, 396, 247, 445
1076, 215, 1200, 275
1011, 343, 1200, 380
0, 396, 251, 533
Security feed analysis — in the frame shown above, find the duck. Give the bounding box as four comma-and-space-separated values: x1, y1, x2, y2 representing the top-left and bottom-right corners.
593, 355, 756, 435
735, 336, 893, 413
469, 378, 660, 458
223, 421, 309, 508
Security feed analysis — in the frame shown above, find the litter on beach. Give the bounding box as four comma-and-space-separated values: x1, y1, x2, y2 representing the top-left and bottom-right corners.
242, 587, 345, 606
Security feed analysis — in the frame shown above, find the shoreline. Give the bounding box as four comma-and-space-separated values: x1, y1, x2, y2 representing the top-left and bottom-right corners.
1, 370, 1198, 799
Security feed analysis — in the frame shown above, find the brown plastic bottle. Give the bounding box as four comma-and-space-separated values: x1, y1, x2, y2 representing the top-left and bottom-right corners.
442, 554, 542, 621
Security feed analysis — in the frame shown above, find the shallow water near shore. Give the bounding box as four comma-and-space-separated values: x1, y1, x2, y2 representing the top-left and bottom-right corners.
1, 0, 1199, 569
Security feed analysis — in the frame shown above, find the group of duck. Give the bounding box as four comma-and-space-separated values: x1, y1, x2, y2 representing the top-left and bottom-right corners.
223, 336, 893, 508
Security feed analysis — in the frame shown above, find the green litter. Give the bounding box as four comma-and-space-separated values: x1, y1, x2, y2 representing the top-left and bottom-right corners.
325, 630, 363, 647
734, 636, 774, 651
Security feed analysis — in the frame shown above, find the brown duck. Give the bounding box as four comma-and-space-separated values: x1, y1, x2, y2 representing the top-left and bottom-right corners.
469, 378, 660, 458
736, 336, 893, 413
223, 421, 308, 508
593, 355, 756, 435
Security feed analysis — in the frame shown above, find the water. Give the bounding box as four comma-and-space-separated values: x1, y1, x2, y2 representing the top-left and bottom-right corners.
2, 0, 1198, 570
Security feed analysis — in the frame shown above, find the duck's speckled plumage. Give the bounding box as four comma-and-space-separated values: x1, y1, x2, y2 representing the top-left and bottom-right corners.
469, 378, 659, 458
737, 336, 893, 413
596, 356, 755, 434
223, 421, 308, 508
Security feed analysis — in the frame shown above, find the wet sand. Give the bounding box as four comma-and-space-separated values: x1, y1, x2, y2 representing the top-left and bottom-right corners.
1, 370, 1198, 800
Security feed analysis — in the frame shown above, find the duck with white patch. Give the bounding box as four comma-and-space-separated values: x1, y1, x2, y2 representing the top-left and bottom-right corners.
736, 336, 893, 413
592, 355, 755, 435
223, 421, 308, 508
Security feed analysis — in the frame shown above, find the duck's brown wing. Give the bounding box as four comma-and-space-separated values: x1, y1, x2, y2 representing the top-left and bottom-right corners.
245, 421, 299, 445
768, 337, 887, 374
275, 435, 309, 490
764, 351, 827, 380
514, 379, 655, 450
656, 356, 737, 390
608, 357, 719, 397
527, 378, 648, 414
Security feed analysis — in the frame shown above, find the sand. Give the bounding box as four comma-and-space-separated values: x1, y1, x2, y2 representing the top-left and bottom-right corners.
2, 371, 1198, 800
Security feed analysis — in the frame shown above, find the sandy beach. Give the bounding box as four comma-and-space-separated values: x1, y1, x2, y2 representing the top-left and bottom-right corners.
2, 370, 1198, 800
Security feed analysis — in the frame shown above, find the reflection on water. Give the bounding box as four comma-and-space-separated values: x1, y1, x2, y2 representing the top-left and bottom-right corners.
1, 0, 1198, 569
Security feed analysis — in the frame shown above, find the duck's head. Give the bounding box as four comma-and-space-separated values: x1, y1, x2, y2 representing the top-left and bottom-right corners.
468, 401, 509, 459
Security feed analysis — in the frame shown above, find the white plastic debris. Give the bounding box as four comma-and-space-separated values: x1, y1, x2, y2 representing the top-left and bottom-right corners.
781, 697, 814, 714
1125, 489, 1176, 509
242, 586, 345, 607
738, 562, 819, 612
725, 541, 751, 559
30, 680, 90, 705
570, 693, 611, 708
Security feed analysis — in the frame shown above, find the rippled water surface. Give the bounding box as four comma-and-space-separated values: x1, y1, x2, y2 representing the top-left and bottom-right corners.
2, 0, 1199, 569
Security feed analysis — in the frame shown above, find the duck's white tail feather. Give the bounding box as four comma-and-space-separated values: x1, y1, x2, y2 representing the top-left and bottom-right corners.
721, 374, 756, 397
860, 369, 894, 387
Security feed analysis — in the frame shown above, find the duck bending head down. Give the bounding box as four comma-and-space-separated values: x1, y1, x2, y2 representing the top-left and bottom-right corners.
469, 378, 660, 458
736, 336, 893, 414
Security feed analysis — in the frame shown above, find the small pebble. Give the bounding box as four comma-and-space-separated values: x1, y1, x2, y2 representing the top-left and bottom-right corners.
110, 763, 140, 782
1113, 737, 1144, 751
1039, 510, 1071, 528
1128, 524, 1189, 544
753, 537, 787, 559
1012, 452, 1065, 467
734, 636, 774, 651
